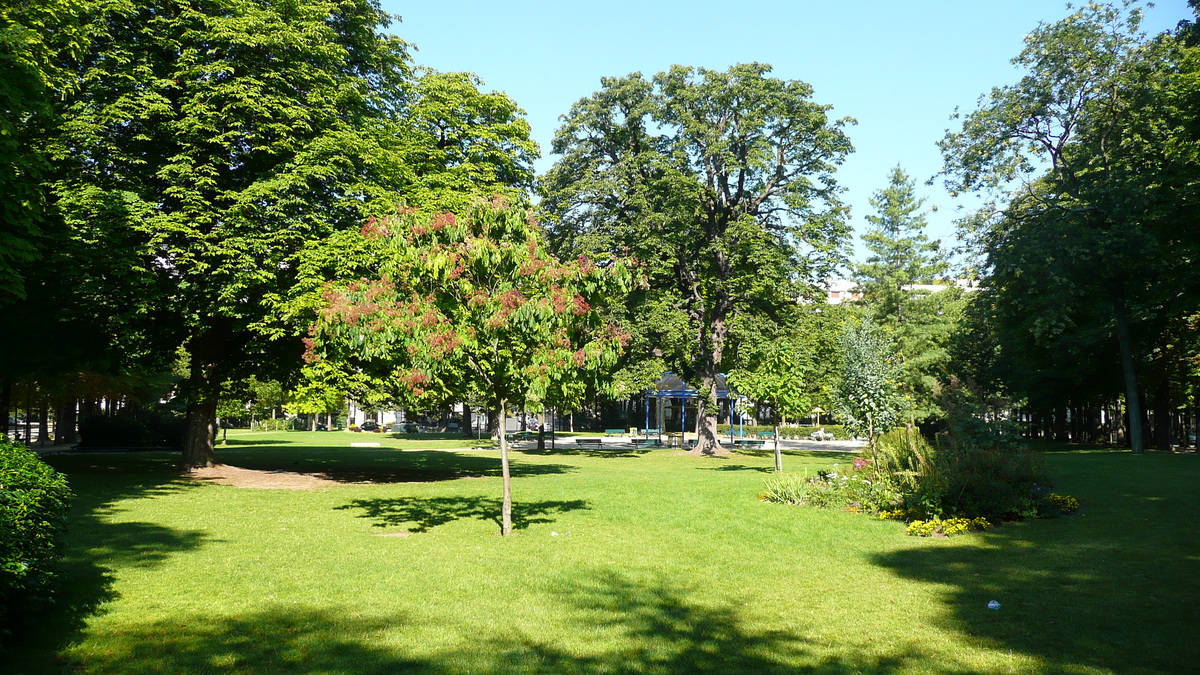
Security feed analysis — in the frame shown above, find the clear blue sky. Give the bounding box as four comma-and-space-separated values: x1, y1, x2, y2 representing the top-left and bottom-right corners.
379, 0, 1193, 264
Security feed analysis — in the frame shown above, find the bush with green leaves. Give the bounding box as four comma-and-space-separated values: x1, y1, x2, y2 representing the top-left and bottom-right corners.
717, 424, 850, 440
251, 418, 298, 432
771, 427, 1072, 529
1, 440, 72, 627
801, 461, 904, 514
760, 472, 808, 505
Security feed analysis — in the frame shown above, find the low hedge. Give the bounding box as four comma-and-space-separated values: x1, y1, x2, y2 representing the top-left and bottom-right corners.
716, 424, 851, 440
1, 440, 72, 630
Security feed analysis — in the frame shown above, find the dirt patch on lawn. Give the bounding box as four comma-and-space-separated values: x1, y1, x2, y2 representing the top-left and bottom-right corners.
187, 464, 341, 490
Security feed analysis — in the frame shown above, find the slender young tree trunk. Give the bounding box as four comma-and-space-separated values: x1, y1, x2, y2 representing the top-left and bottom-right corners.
773, 420, 782, 473
536, 410, 546, 452
497, 396, 513, 536
1114, 302, 1143, 453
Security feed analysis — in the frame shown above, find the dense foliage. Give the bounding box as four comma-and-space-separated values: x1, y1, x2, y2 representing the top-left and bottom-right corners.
307, 199, 631, 534
0, 440, 71, 628
853, 167, 962, 424
940, 3, 1200, 451
764, 428, 1068, 530
543, 63, 853, 453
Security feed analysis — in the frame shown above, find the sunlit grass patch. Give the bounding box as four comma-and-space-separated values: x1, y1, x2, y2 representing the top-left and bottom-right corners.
6, 442, 1197, 674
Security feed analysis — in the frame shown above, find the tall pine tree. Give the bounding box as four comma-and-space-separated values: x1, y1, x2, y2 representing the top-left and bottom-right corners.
853, 166, 959, 423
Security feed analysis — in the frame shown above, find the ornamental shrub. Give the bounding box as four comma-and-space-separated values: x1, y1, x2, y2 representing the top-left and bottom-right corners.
802, 464, 904, 513
0, 440, 72, 628
906, 517, 991, 537
761, 473, 807, 505
933, 446, 1051, 521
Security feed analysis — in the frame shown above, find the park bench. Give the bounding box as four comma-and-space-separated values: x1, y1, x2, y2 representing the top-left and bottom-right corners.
574, 438, 604, 448
756, 431, 775, 440
733, 439, 766, 449
630, 437, 660, 449
604, 428, 626, 437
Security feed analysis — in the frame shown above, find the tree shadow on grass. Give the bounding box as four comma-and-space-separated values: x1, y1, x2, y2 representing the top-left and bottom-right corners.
24, 608, 430, 675
696, 464, 774, 473
870, 452, 1200, 674
520, 444, 652, 458
214, 447, 575, 484
474, 571, 977, 674
7, 455, 216, 672
337, 496, 589, 534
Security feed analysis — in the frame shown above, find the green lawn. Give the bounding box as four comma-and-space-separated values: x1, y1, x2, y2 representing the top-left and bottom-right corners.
9, 434, 1199, 674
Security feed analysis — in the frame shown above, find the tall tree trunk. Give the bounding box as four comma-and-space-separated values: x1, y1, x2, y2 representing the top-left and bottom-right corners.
1114, 303, 1143, 453
462, 403, 474, 438
692, 316, 729, 456
38, 395, 48, 447
56, 396, 78, 446
1054, 407, 1068, 443
487, 406, 501, 440
0, 378, 10, 437
184, 399, 217, 467
497, 396, 513, 536
1153, 378, 1171, 450
182, 319, 231, 467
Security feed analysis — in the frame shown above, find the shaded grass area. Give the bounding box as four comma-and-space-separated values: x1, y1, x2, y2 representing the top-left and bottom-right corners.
6, 440, 1198, 674
874, 451, 1200, 675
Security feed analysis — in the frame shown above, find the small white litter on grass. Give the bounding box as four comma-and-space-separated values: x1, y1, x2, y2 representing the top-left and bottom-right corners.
987, 600, 1001, 610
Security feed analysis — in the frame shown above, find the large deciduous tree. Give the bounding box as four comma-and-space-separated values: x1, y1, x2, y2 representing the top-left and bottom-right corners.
47, 0, 537, 466
308, 199, 630, 535
542, 63, 853, 455
940, 2, 1200, 452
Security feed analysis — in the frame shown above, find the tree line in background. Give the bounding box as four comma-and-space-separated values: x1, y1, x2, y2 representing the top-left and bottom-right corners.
2, 1, 1198, 471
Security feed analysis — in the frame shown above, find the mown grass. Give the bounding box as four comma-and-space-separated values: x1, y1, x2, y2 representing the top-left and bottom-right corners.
8, 437, 1199, 674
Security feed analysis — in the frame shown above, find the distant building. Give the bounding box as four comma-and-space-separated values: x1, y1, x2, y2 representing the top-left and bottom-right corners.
820, 278, 979, 305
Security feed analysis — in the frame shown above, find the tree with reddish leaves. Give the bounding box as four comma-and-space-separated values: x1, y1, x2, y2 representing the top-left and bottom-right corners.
308, 198, 631, 535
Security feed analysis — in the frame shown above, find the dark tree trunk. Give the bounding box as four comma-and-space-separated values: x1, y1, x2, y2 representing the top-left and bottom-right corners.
56, 397, 78, 445
184, 398, 218, 467
0, 378, 10, 436
487, 405, 501, 440
1054, 407, 1068, 443
1152, 378, 1171, 450
37, 396, 48, 447
691, 316, 729, 456
1114, 303, 1143, 452
181, 319, 232, 467
462, 403, 474, 438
